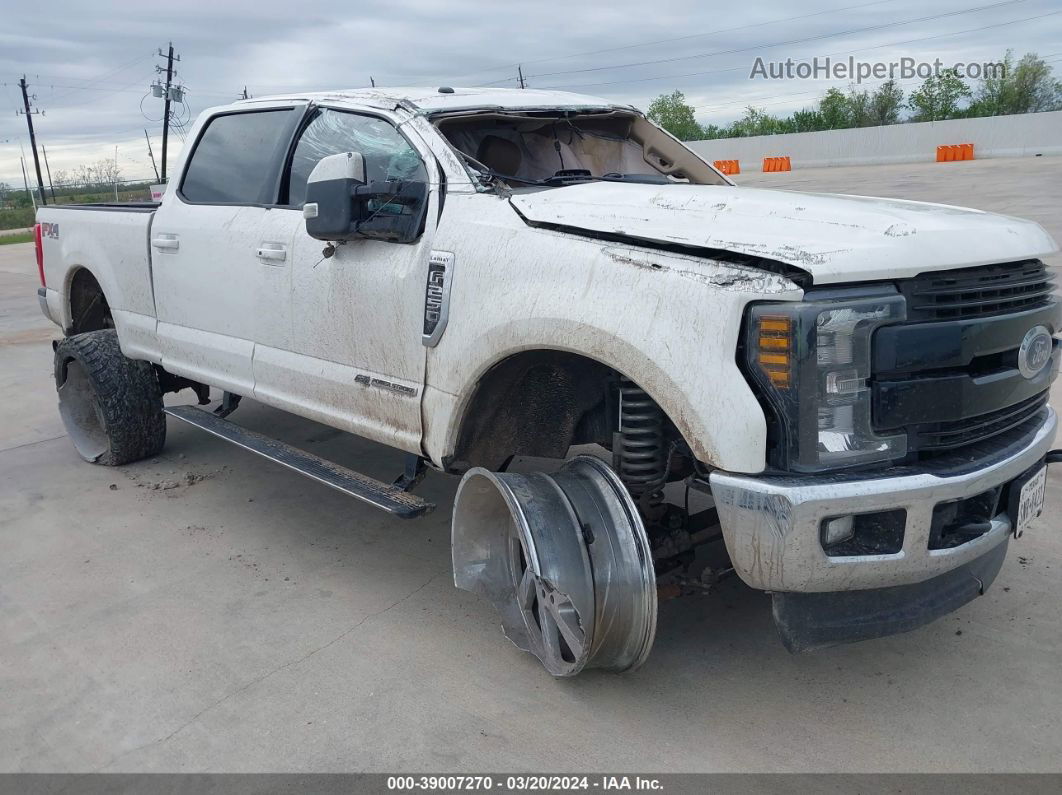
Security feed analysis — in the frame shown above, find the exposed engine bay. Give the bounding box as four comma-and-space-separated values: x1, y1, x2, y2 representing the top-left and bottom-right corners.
433, 110, 728, 188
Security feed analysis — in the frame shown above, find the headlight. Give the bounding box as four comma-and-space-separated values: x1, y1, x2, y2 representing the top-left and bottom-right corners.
744, 288, 907, 473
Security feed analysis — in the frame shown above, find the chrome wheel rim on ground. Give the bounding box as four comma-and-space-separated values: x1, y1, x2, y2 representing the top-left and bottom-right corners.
452, 455, 657, 676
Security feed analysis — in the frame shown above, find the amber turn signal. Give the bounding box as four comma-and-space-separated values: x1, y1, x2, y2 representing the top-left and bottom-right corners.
756, 314, 792, 388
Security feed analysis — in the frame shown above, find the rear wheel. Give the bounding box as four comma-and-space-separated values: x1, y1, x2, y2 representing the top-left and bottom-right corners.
53, 329, 166, 465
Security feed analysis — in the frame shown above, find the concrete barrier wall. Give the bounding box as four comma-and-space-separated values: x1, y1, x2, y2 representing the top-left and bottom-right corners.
687, 111, 1062, 171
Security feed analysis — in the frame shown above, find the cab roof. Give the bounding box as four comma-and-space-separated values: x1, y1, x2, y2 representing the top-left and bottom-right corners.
233, 86, 634, 115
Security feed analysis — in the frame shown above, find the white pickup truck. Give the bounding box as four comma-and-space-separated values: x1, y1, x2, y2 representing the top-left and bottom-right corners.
35, 87, 1061, 676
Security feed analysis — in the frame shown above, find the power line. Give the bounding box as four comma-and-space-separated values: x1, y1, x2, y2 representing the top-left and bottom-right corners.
537, 7, 1062, 90
398, 0, 900, 85
46, 73, 156, 110
29, 82, 153, 93
523, 0, 1031, 82
40, 52, 155, 102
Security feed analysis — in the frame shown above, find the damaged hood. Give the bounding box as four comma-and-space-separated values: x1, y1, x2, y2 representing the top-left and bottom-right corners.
509, 182, 1059, 284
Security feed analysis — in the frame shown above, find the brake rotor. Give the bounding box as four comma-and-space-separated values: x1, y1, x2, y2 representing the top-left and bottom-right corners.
452, 455, 657, 676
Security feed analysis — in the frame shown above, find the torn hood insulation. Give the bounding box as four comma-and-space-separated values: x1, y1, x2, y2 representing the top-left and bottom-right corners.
509, 182, 1059, 284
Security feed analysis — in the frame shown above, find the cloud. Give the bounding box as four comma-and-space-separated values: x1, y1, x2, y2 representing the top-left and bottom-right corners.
1, 0, 1057, 185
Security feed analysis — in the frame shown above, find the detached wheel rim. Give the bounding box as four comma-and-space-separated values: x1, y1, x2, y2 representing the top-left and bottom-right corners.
505, 492, 594, 676
57, 359, 109, 462
453, 456, 657, 676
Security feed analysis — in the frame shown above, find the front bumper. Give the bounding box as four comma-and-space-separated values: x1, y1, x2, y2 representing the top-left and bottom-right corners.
773, 538, 1008, 652
709, 407, 1057, 593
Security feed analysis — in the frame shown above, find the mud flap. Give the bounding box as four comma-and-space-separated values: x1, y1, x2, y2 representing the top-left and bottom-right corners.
773, 539, 1008, 653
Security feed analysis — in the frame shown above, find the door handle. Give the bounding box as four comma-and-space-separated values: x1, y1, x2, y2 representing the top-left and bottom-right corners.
256, 244, 287, 263
152, 234, 179, 251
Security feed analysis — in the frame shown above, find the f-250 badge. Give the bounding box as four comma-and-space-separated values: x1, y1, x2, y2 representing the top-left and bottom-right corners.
422, 251, 454, 347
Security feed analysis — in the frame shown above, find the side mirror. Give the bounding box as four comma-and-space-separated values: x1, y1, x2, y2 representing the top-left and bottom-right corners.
303, 152, 366, 240
304, 151, 429, 245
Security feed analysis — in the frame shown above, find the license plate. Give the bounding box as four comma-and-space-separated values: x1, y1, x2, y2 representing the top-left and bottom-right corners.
1013, 465, 1047, 537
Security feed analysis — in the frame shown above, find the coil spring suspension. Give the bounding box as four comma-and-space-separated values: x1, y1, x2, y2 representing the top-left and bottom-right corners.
616, 377, 666, 510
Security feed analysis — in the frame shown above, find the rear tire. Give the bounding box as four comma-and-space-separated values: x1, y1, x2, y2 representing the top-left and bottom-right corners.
53, 329, 166, 465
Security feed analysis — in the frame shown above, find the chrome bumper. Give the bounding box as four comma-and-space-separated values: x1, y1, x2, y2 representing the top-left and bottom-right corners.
710, 408, 1057, 593
37, 287, 53, 323
37, 286, 63, 326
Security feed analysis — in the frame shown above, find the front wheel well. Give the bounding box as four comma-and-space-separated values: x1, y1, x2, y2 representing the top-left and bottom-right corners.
448, 350, 696, 481
450, 350, 614, 471
67, 268, 113, 335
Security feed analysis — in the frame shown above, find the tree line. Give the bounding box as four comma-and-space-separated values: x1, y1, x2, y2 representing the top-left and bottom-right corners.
0, 158, 150, 210
50, 159, 124, 193
648, 51, 1061, 140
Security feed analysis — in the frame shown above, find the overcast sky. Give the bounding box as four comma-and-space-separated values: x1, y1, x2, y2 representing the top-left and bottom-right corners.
1, 0, 1059, 186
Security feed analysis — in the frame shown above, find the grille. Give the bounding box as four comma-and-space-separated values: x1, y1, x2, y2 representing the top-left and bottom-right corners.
912, 392, 1048, 452
901, 259, 1054, 321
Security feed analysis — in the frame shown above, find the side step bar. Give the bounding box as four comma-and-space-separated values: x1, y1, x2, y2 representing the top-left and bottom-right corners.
164, 405, 434, 519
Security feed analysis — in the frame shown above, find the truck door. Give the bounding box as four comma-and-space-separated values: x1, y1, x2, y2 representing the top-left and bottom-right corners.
150, 105, 305, 395
249, 107, 438, 454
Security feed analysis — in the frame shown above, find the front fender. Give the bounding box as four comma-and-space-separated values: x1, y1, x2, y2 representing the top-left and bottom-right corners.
422, 201, 803, 472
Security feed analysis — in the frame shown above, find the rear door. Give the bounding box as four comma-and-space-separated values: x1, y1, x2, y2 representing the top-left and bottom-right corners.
151, 104, 305, 393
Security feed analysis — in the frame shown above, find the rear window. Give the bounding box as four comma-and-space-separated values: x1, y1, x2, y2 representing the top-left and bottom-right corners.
181, 110, 295, 204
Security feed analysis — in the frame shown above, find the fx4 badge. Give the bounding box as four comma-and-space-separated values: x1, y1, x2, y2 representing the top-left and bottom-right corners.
423, 250, 454, 347
41, 222, 60, 239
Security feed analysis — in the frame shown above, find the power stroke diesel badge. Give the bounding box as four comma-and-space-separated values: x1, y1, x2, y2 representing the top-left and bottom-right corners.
1017, 325, 1053, 379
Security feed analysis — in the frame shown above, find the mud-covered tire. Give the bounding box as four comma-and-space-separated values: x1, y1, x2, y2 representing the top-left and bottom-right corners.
53, 329, 166, 465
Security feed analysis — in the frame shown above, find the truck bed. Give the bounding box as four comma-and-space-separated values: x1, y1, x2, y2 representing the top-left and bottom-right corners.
37, 203, 159, 356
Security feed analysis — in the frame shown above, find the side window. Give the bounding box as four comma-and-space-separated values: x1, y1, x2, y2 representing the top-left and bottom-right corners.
181, 109, 295, 204
286, 109, 427, 207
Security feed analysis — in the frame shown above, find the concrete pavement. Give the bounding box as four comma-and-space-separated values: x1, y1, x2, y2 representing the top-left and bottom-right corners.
1, 157, 1061, 773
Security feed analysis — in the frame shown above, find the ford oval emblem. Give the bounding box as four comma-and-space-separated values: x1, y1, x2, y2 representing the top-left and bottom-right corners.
1018, 325, 1053, 379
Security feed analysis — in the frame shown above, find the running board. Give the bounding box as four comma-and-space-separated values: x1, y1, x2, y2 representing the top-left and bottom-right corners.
164, 405, 434, 519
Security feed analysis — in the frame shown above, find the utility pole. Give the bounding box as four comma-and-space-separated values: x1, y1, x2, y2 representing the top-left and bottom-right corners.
17, 76, 47, 205
41, 144, 56, 201
517, 66, 526, 89
144, 129, 159, 181
240, 86, 250, 100
19, 152, 36, 211
370, 76, 375, 87
155, 42, 180, 182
